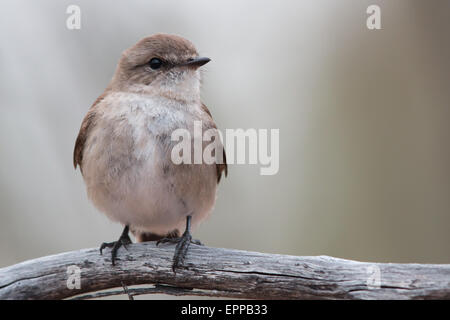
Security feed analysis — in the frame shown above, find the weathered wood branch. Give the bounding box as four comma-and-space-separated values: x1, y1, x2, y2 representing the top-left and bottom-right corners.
0, 242, 449, 300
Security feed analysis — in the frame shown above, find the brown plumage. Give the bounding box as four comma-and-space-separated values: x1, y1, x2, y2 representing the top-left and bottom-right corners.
74, 96, 227, 182
73, 34, 227, 269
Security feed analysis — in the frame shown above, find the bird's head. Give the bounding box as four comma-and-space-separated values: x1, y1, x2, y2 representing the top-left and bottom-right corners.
111, 33, 210, 103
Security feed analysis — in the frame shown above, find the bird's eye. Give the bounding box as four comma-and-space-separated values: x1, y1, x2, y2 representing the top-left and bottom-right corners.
149, 58, 163, 70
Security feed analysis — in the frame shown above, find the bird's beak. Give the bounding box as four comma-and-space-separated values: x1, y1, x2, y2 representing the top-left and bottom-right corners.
180, 57, 211, 68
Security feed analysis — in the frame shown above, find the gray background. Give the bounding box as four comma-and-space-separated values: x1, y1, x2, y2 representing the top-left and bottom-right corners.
1, 0, 449, 279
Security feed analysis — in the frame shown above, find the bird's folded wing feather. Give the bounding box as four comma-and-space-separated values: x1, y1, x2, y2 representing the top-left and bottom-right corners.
201, 103, 228, 183
73, 91, 109, 172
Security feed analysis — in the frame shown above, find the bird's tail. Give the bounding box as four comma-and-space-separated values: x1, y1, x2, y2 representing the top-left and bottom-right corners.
131, 229, 180, 242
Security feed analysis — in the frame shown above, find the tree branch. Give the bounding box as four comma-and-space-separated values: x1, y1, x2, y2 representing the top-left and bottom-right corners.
1, 242, 449, 299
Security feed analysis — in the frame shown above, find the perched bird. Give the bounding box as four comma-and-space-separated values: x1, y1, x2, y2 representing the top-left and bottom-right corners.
73, 34, 227, 270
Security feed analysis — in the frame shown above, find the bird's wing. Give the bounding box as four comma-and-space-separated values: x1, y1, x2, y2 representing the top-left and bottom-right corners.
201, 103, 228, 183
73, 90, 109, 172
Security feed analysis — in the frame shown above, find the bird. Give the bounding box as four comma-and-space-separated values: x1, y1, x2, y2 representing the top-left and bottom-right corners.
73, 33, 227, 271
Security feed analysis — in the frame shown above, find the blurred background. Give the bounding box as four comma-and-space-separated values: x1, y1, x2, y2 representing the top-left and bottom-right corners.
1, 0, 449, 283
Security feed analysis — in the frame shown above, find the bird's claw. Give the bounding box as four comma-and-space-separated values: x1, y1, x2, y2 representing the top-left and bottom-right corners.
99, 226, 132, 266
157, 231, 203, 272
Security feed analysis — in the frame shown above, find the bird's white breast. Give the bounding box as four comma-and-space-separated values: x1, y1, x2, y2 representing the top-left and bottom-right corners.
82, 92, 217, 235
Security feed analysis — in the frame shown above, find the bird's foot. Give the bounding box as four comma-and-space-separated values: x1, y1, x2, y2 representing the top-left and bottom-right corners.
157, 231, 203, 272
100, 226, 132, 266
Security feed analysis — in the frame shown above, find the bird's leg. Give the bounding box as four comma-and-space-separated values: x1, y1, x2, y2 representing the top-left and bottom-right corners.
156, 215, 203, 271
100, 225, 132, 266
